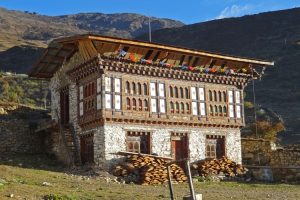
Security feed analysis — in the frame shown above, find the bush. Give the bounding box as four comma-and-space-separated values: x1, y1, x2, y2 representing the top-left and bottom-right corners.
244, 101, 254, 109
250, 120, 285, 141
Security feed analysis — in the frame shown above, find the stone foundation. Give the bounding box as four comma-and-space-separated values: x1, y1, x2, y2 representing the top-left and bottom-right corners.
89, 124, 241, 169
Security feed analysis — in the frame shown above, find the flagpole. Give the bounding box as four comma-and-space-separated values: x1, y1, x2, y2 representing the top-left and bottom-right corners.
148, 16, 152, 42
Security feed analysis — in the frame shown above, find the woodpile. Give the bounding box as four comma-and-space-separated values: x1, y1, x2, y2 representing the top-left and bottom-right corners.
192, 156, 248, 177
111, 154, 187, 185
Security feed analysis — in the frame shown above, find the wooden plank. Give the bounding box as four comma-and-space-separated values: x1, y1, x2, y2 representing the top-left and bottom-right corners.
115, 151, 173, 160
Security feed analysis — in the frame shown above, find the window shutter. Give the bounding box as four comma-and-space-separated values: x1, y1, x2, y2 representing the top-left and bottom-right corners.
96, 78, 101, 93
115, 95, 121, 110
191, 87, 197, 100
229, 105, 234, 118
199, 88, 205, 101
105, 77, 111, 92
96, 94, 101, 110
150, 83, 157, 96
236, 105, 241, 118
79, 102, 84, 116
105, 94, 112, 109
228, 90, 234, 103
235, 91, 241, 104
79, 86, 83, 100
200, 102, 206, 116
159, 99, 166, 113
114, 78, 121, 93
158, 83, 165, 97
151, 98, 157, 113
192, 102, 198, 115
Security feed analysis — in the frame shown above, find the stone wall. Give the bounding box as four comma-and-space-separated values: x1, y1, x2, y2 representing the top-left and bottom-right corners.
91, 124, 241, 169
0, 104, 49, 154
241, 138, 300, 182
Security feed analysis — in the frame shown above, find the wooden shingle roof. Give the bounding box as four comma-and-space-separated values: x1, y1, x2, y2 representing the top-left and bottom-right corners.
30, 34, 274, 78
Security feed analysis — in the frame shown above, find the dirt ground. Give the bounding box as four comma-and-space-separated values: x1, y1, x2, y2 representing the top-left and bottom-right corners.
0, 154, 299, 200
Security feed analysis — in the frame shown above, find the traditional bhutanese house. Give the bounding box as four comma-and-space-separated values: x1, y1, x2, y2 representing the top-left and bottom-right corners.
30, 34, 274, 168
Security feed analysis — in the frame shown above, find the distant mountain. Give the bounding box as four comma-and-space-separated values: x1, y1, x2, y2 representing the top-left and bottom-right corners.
137, 7, 300, 144
0, 7, 184, 72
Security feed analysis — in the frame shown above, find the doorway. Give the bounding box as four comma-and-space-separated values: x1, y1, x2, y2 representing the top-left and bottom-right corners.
60, 86, 69, 126
80, 134, 94, 164
171, 133, 188, 161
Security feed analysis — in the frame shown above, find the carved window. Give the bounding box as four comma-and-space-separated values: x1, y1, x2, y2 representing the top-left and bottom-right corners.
143, 83, 148, 95
185, 88, 189, 99
169, 86, 173, 97
115, 95, 121, 110
170, 102, 174, 113
209, 90, 213, 101
218, 91, 222, 102
219, 105, 222, 114
151, 99, 157, 113
185, 103, 190, 114
158, 83, 165, 97
192, 102, 198, 115
180, 102, 184, 114
126, 81, 130, 94
236, 105, 241, 118
126, 98, 131, 110
228, 90, 234, 103
209, 105, 213, 116
223, 106, 227, 116
214, 105, 218, 115
191, 87, 197, 100
199, 88, 205, 101
132, 98, 137, 110
206, 139, 216, 159
126, 131, 151, 154
144, 99, 148, 111
235, 91, 241, 104
137, 83, 142, 95
150, 82, 157, 96
214, 91, 217, 101
206, 135, 225, 159
175, 102, 179, 113
223, 92, 227, 102
132, 82, 136, 94
229, 105, 234, 118
80, 81, 97, 116
114, 78, 121, 93
105, 77, 111, 92
138, 99, 143, 111
105, 94, 112, 109
200, 103, 206, 116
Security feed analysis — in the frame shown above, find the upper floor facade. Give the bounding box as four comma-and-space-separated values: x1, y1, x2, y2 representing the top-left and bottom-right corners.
30, 34, 273, 130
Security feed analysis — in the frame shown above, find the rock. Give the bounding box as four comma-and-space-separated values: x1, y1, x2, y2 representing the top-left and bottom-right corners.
42, 182, 52, 186
9, 194, 14, 198
0, 107, 7, 115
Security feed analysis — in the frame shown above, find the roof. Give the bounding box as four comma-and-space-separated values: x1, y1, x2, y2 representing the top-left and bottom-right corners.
30, 34, 274, 78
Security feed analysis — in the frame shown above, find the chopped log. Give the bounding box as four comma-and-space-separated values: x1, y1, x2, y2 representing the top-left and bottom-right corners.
111, 154, 187, 185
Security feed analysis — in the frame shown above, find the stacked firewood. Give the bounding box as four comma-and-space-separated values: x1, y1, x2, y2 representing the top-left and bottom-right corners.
192, 156, 248, 177
111, 154, 187, 185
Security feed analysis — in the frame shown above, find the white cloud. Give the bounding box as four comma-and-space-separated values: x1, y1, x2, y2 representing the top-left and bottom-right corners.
216, 4, 252, 19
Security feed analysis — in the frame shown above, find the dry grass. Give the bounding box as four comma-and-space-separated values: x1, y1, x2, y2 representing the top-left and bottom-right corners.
0, 154, 299, 200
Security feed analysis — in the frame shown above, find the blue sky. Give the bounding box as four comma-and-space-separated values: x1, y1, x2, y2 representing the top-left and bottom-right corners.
0, 0, 300, 24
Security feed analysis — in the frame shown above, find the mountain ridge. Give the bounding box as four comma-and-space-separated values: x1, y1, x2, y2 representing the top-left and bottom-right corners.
136, 7, 300, 144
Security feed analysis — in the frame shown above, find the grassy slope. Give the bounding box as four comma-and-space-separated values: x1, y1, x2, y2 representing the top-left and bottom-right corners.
1, 165, 300, 200
0, 155, 300, 200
